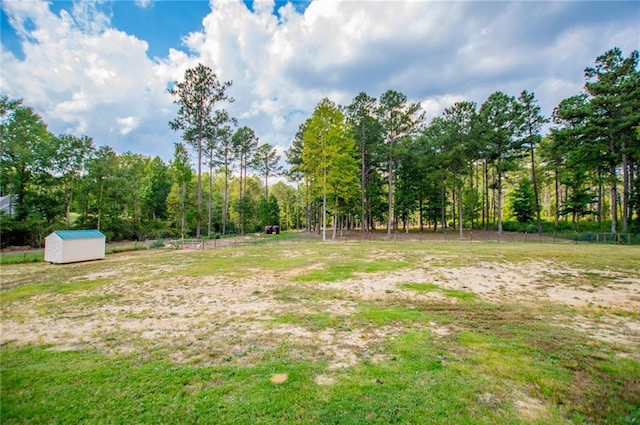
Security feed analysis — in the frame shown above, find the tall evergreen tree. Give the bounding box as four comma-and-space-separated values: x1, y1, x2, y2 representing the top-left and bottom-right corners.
511, 177, 536, 224
441, 101, 477, 238
515, 90, 548, 234
214, 125, 235, 236
477, 92, 519, 234
168, 143, 193, 238
169, 63, 233, 238
377, 90, 424, 235
584, 48, 640, 233
345, 92, 382, 233
251, 143, 282, 200
232, 126, 258, 235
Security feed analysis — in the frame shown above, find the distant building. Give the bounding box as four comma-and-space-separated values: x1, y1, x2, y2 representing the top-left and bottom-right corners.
0, 195, 17, 217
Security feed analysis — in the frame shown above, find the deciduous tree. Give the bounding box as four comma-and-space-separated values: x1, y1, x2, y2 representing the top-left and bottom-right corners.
302, 98, 358, 240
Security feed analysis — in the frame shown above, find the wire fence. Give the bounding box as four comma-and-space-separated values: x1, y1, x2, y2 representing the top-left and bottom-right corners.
154, 230, 640, 250
272, 229, 640, 245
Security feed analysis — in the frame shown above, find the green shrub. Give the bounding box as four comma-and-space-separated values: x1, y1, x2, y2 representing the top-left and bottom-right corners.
148, 239, 165, 249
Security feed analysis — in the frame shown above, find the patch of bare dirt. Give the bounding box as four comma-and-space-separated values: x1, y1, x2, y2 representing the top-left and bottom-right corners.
2, 253, 638, 366
380, 262, 639, 355
279, 263, 325, 279
314, 375, 336, 385
513, 392, 553, 422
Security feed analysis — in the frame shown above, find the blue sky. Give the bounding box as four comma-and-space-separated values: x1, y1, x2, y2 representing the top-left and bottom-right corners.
2, 1, 311, 60
1, 0, 638, 167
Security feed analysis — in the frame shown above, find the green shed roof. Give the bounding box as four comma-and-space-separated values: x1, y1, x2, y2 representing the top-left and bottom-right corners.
54, 230, 106, 240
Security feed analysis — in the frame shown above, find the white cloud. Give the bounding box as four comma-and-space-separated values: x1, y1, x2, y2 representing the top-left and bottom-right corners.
70, 0, 111, 34
134, 0, 154, 9
116, 116, 139, 135
421, 95, 467, 123
1, 0, 175, 157
1, 0, 638, 163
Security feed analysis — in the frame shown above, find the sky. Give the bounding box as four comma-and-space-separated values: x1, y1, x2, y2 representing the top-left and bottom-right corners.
1, 0, 639, 166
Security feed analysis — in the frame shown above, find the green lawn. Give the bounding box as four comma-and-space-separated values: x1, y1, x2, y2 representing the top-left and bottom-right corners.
1, 238, 639, 424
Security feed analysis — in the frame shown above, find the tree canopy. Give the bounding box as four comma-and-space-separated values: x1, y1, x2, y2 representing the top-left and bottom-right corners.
2, 48, 639, 247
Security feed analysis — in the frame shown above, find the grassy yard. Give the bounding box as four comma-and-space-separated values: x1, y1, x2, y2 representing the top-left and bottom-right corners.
1, 237, 639, 424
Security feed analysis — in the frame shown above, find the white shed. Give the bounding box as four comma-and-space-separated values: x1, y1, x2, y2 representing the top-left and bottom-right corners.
44, 230, 106, 264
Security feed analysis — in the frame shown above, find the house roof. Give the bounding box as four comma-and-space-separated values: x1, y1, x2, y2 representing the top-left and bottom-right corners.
53, 230, 106, 240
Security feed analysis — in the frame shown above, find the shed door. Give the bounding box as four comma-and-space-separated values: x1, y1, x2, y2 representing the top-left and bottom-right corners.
52, 239, 62, 262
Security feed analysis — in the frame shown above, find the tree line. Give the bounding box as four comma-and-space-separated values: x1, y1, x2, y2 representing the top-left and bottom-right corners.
1, 47, 638, 247
288, 47, 639, 238
0, 64, 289, 246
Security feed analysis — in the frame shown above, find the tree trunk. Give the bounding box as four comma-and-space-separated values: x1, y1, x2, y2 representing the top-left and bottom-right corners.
497, 164, 503, 235
622, 144, 628, 233
238, 156, 244, 235
484, 160, 489, 230
361, 135, 367, 234
554, 167, 560, 226
631, 159, 640, 224
97, 179, 104, 230
458, 186, 463, 239
208, 163, 213, 238
472, 162, 477, 230
387, 152, 394, 236
530, 146, 542, 234
597, 168, 603, 227
196, 133, 202, 239
223, 163, 229, 236
630, 160, 637, 225
307, 181, 311, 232
418, 196, 423, 232
441, 173, 447, 230
451, 187, 456, 229
610, 173, 618, 234
331, 201, 337, 240
65, 194, 72, 229
323, 167, 327, 242
181, 181, 186, 239
609, 135, 617, 234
